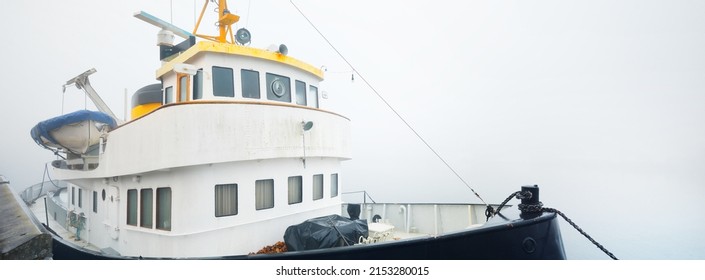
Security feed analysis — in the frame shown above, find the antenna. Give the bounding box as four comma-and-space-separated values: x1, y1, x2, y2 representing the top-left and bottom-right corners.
134, 11, 194, 40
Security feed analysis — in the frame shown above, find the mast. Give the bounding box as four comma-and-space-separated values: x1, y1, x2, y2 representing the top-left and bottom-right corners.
193, 0, 240, 44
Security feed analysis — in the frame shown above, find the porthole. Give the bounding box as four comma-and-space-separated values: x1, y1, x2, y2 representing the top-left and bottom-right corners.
102, 189, 106, 201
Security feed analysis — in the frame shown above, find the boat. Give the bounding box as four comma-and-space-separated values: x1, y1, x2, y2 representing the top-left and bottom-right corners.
30, 110, 117, 156
24, 0, 567, 260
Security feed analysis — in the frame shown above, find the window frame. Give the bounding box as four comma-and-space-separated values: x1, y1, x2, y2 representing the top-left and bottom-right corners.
140, 188, 153, 229
266, 73, 292, 103
164, 86, 174, 104
127, 189, 138, 226
308, 85, 319, 108
213, 66, 235, 97
288, 176, 303, 205
92, 191, 98, 213
78, 188, 82, 208
312, 174, 324, 201
331, 173, 339, 198
241, 69, 261, 99
215, 184, 239, 217
255, 179, 275, 210
193, 69, 203, 100
156, 187, 172, 231
177, 74, 190, 102
295, 80, 307, 106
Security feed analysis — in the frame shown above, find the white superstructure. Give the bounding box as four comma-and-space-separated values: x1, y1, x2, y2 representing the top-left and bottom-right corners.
40, 1, 351, 258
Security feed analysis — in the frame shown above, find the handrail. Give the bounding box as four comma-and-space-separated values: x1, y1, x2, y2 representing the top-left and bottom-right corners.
342, 190, 376, 204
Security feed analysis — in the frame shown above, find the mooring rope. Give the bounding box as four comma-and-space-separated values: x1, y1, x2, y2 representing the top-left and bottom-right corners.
540, 207, 619, 260
493, 191, 619, 260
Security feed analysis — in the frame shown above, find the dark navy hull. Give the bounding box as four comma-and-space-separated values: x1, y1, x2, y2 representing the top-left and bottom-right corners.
46, 211, 565, 260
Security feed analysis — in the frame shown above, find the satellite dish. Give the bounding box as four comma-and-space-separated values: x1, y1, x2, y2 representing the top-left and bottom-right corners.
235, 28, 251, 45
302, 121, 313, 131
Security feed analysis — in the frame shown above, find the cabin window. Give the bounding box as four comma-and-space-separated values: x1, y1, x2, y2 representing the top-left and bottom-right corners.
164, 86, 174, 104
78, 188, 83, 208
308, 85, 319, 108
156, 187, 171, 231
288, 176, 303, 205
331, 174, 339, 198
215, 184, 238, 217
93, 191, 98, 213
266, 73, 291, 102
71, 187, 75, 206
255, 179, 274, 210
140, 188, 153, 229
213, 66, 235, 97
178, 75, 189, 102
241, 69, 260, 99
313, 174, 324, 200
127, 189, 137, 226
193, 69, 203, 100
295, 80, 307, 106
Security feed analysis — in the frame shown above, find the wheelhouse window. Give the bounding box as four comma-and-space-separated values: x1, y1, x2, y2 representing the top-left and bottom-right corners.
71, 187, 75, 206
313, 174, 324, 200
193, 69, 203, 100
308, 85, 319, 108
127, 189, 137, 226
266, 73, 291, 102
241, 69, 260, 99
164, 86, 174, 104
213, 66, 235, 97
288, 176, 303, 205
140, 188, 153, 228
215, 184, 238, 217
295, 80, 307, 106
255, 179, 274, 210
331, 174, 339, 198
156, 187, 171, 231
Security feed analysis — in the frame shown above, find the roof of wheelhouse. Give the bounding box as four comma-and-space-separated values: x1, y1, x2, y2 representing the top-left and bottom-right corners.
156, 41, 325, 80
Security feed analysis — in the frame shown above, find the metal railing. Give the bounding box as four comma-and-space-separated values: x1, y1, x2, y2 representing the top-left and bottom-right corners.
342, 190, 376, 204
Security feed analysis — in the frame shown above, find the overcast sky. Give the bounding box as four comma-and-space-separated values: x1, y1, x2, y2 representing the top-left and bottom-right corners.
1, 0, 704, 259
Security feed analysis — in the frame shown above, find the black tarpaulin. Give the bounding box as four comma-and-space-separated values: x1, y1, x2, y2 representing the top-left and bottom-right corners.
284, 214, 368, 251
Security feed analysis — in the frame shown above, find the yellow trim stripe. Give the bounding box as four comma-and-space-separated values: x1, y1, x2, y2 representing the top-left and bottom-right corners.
156, 41, 324, 79
131, 103, 161, 120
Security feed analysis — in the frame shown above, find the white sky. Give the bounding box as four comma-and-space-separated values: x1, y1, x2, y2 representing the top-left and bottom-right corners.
1, 0, 704, 259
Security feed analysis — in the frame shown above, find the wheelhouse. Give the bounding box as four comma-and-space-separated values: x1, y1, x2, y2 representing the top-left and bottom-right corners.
131, 41, 325, 120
